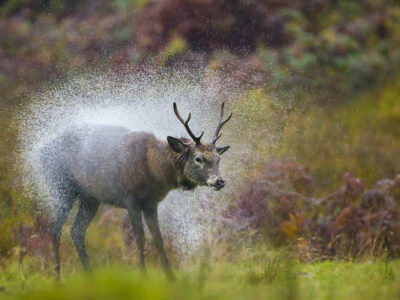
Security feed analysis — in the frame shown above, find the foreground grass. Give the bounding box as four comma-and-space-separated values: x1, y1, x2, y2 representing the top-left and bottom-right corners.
1, 257, 400, 300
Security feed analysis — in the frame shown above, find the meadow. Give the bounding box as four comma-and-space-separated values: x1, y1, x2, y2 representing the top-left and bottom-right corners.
1, 256, 400, 300
0, 78, 398, 298
2, 0, 400, 299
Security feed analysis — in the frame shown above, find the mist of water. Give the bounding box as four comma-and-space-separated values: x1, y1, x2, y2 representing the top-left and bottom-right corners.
15, 69, 242, 261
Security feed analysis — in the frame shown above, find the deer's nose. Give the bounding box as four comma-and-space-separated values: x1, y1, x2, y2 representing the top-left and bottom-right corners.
215, 179, 225, 188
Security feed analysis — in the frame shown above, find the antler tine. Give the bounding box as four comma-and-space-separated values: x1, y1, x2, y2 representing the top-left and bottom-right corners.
212, 102, 232, 145
173, 102, 203, 145
213, 133, 222, 144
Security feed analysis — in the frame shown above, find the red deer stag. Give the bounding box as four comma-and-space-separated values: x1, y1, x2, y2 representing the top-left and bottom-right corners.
40, 102, 232, 280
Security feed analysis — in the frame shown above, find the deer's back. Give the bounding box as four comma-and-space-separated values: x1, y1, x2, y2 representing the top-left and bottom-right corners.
40, 124, 165, 207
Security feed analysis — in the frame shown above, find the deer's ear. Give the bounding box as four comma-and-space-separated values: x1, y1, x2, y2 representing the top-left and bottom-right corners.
167, 136, 188, 153
216, 146, 230, 155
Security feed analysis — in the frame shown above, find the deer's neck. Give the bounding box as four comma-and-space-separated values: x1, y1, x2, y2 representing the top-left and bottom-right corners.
161, 143, 196, 191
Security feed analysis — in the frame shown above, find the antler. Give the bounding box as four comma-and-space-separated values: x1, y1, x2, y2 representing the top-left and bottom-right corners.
173, 102, 204, 145
212, 102, 232, 144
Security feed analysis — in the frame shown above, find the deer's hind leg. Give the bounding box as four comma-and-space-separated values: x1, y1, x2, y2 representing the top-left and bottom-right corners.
51, 191, 76, 278
45, 172, 80, 279
70, 195, 100, 271
41, 149, 79, 278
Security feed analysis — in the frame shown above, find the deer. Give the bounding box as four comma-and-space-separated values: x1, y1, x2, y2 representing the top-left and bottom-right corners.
40, 102, 232, 280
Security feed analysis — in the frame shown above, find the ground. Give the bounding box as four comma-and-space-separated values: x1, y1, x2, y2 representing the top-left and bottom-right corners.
1, 256, 399, 300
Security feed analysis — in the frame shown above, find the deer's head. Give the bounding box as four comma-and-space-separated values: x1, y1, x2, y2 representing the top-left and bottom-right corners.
168, 102, 232, 191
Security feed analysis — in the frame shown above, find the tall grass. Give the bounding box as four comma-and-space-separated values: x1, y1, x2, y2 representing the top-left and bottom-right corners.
229, 80, 400, 193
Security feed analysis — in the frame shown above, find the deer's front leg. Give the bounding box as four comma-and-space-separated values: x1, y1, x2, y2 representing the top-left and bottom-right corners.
143, 205, 175, 280
127, 198, 146, 274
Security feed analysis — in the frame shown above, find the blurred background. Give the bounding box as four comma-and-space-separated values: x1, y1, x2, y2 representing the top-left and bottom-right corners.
1, 0, 400, 298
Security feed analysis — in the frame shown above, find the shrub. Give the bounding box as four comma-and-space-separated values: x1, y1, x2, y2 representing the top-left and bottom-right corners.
224, 162, 400, 260
223, 161, 311, 246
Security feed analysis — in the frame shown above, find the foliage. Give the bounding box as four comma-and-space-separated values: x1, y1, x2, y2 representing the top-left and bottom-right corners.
224, 161, 400, 260
278, 80, 400, 189
224, 82, 400, 256
223, 162, 310, 247
229, 80, 400, 191
1, 0, 400, 101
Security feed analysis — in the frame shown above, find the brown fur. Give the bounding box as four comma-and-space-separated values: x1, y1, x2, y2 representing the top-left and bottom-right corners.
40, 123, 229, 280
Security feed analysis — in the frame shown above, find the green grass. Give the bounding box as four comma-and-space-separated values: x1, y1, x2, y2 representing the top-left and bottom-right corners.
1, 257, 400, 300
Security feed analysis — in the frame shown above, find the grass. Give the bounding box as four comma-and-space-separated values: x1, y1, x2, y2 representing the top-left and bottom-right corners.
227, 79, 400, 194
279, 79, 400, 191
3, 64, 400, 300
1, 255, 400, 300
2, 80, 400, 300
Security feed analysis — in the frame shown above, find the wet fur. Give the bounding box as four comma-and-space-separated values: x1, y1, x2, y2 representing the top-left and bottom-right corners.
40, 125, 196, 280
40, 123, 227, 280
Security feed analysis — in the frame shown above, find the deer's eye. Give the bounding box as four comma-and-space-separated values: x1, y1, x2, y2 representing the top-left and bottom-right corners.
195, 157, 203, 163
